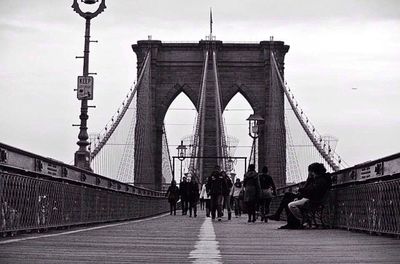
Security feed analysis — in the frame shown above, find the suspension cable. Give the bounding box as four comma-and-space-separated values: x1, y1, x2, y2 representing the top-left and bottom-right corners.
270, 51, 345, 171
91, 50, 151, 159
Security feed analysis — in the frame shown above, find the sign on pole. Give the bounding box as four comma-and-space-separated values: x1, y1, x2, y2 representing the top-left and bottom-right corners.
77, 76, 94, 100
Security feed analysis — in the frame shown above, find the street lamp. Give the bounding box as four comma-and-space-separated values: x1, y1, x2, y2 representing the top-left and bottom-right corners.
246, 113, 264, 166
71, 0, 106, 171
176, 140, 187, 181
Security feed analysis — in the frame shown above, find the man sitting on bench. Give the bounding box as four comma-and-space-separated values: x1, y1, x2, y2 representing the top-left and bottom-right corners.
268, 162, 332, 229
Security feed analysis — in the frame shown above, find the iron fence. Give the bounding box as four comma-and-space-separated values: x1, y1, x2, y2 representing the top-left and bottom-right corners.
330, 178, 400, 235
270, 176, 400, 235
0, 171, 169, 235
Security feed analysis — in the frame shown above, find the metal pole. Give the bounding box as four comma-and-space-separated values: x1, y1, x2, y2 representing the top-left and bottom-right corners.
180, 161, 183, 182
253, 138, 256, 166
74, 18, 92, 170
172, 157, 175, 182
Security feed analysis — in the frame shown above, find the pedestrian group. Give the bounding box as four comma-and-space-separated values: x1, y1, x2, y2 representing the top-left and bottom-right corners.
166, 162, 331, 229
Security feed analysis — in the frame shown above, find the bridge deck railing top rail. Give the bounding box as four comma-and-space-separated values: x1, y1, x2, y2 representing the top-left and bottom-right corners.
0, 142, 164, 197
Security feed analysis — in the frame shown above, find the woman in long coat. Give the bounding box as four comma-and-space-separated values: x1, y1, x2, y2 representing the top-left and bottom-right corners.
243, 164, 260, 222
165, 180, 180, 215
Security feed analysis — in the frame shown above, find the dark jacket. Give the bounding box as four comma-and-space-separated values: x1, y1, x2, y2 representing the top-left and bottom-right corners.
188, 181, 200, 203
179, 181, 189, 200
206, 170, 229, 196
258, 173, 276, 193
243, 171, 261, 202
299, 173, 332, 202
166, 185, 180, 203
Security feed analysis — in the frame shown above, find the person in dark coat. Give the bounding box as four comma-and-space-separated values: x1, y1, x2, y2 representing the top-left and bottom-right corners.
268, 162, 332, 229
243, 164, 260, 223
165, 180, 180, 215
288, 163, 332, 223
179, 177, 189, 215
188, 177, 200, 217
258, 165, 276, 222
206, 165, 228, 221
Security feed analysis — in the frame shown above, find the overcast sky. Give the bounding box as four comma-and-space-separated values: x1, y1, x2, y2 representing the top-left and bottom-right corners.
1, 1, 399, 175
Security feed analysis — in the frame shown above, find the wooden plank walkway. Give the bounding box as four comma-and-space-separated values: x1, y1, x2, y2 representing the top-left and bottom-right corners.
1, 211, 400, 263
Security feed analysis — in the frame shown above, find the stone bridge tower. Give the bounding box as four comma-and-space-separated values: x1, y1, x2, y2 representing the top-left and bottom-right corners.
132, 40, 289, 190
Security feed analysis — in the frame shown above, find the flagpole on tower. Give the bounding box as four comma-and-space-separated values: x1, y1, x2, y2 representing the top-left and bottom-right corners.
209, 7, 213, 40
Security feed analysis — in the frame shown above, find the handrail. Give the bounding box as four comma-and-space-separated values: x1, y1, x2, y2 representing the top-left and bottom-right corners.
0, 142, 165, 196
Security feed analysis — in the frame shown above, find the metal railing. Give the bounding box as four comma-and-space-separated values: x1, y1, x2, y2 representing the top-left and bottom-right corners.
270, 152, 400, 235
0, 142, 169, 236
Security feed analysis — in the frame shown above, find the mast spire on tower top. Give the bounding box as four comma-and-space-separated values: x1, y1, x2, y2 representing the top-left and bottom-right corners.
209, 7, 215, 40
210, 7, 213, 37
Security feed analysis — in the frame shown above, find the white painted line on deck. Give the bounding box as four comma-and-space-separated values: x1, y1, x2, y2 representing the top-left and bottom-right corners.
189, 217, 222, 264
0, 213, 169, 245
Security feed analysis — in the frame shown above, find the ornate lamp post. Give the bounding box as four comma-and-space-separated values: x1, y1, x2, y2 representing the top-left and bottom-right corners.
176, 140, 187, 181
72, 0, 106, 170
246, 114, 264, 166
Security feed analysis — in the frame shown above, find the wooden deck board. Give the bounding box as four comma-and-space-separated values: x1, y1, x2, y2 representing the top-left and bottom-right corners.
1, 212, 399, 263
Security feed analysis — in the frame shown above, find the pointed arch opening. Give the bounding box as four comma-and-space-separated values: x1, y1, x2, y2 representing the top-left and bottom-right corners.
223, 92, 254, 180
164, 92, 197, 184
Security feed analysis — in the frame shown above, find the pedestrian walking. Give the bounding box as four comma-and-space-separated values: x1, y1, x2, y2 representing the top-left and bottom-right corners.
206, 165, 228, 221
243, 164, 260, 223
165, 180, 180, 215
188, 177, 200, 217
221, 171, 233, 220
258, 166, 276, 222
230, 179, 243, 217
179, 177, 189, 215
200, 182, 211, 217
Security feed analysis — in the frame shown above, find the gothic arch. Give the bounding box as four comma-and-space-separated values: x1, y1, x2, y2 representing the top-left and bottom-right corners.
157, 83, 199, 124
222, 84, 263, 114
